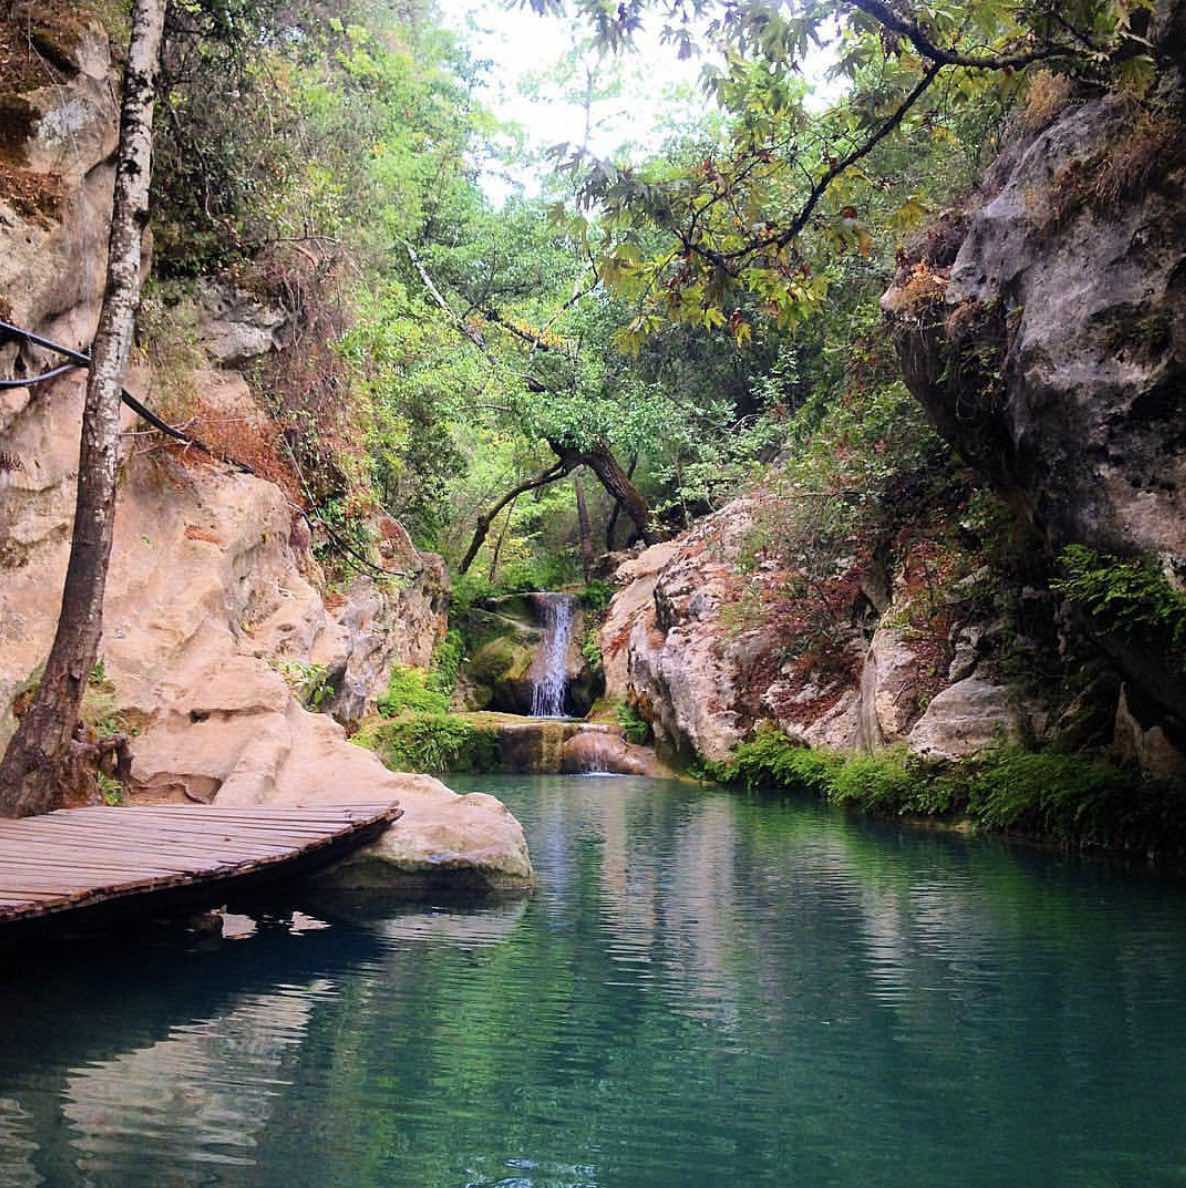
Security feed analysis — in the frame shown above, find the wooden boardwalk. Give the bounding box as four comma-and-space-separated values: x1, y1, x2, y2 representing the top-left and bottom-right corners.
0, 801, 401, 939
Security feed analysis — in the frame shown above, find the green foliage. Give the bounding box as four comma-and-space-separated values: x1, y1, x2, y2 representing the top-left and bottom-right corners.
427, 630, 465, 699
96, 770, 124, 807
356, 713, 500, 774
1053, 545, 1186, 661
829, 748, 918, 811
272, 659, 335, 711
580, 581, 615, 613
84, 660, 127, 739
615, 701, 652, 746
560, 0, 1162, 341
377, 665, 449, 718
705, 727, 1186, 854
580, 625, 603, 676
702, 725, 842, 794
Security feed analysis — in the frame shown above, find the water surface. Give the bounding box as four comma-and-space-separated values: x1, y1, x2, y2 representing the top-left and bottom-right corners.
2, 775, 1185, 1186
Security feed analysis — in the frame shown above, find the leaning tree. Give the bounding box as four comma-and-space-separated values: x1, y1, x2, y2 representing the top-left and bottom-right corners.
0, 0, 167, 817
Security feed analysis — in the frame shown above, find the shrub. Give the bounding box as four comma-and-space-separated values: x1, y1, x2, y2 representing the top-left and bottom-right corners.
580, 580, 615, 613
272, 659, 335, 711
704, 726, 1186, 855
705, 724, 842, 794
615, 701, 652, 745
356, 713, 499, 774
1053, 545, 1186, 662
829, 748, 916, 810
378, 665, 449, 717
427, 630, 464, 699
580, 625, 603, 676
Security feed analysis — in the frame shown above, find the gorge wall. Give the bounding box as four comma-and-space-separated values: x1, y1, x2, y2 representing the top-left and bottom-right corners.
0, 9, 531, 890
603, 86, 1186, 779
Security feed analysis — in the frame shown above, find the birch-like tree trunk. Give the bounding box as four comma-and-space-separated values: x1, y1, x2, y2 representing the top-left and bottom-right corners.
0, 0, 166, 818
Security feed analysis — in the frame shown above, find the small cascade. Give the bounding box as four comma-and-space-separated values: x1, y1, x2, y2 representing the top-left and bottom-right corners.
572, 730, 618, 775
529, 593, 576, 718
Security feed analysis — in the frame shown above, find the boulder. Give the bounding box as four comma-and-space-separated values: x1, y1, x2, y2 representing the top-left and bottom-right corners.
907, 677, 1020, 761
194, 280, 289, 367
560, 728, 674, 777
1113, 684, 1186, 779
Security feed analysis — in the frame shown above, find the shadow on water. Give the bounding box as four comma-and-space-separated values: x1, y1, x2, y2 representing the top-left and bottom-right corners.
2, 774, 1186, 1187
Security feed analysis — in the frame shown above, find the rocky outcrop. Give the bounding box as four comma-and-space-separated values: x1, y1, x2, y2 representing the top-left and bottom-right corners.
0, 8, 531, 892
602, 497, 1034, 766
602, 96, 1186, 776
194, 280, 290, 368
601, 512, 758, 763
883, 93, 1186, 732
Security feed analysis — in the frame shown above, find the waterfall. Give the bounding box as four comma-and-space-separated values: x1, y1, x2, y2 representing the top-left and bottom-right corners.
529, 593, 575, 718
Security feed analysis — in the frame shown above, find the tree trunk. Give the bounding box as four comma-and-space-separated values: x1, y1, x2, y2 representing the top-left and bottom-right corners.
0, 0, 165, 819
488, 494, 518, 583
605, 452, 638, 551
574, 473, 594, 582
553, 441, 656, 547
459, 461, 573, 574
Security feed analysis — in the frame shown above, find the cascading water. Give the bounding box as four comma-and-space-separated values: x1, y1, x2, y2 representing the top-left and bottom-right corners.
529, 593, 575, 718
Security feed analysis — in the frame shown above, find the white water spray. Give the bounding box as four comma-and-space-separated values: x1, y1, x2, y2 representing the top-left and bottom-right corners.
530, 593, 575, 718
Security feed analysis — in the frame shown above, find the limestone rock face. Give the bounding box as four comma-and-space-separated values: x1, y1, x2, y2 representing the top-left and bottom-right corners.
907, 677, 1021, 762
0, 365, 532, 887
602, 490, 1057, 769
884, 96, 1186, 725
194, 280, 290, 367
602, 509, 757, 763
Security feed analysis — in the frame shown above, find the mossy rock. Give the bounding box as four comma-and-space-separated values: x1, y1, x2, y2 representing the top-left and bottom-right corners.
469, 637, 533, 684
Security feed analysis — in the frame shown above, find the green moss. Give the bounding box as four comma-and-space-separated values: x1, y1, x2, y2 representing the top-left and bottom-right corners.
377, 665, 449, 718
1053, 545, 1186, 662
355, 712, 500, 774
427, 629, 464, 699
704, 725, 1186, 855
468, 638, 529, 685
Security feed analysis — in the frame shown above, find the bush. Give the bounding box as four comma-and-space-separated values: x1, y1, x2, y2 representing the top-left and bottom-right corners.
356, 713, 500, 774
427, 630, 464, 699
615, 701, 652, 745
829, 748, 916, 810
704, 726, 1186, 855
580, 580, 615, 613
272, 659, 335, 711
1053, 545, 1186, 663
580, 625, 603, 676
704, 725, 842, 794
377, 665, 449, 718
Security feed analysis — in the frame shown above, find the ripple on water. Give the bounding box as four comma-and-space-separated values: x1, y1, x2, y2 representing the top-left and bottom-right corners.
2, 774, 1186, 1187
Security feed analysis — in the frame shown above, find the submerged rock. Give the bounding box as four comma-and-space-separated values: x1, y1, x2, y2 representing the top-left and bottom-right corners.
560, 729, 673, 777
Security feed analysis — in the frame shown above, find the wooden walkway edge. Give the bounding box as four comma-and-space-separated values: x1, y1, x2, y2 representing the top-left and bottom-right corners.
0, 800, 401, 941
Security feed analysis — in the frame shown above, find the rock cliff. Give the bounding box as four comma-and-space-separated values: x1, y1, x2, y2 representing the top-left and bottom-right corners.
604, 93, 1186, 777
0, 11, 531, 891
601, 497, 1037, 766
883, 88, 1186, 760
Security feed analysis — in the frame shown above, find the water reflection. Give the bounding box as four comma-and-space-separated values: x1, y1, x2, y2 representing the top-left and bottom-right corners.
0, 776, 1184, 1187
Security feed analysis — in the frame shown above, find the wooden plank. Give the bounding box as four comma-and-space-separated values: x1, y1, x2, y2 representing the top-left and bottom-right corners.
0, 819, 353, 845
0, 800, 401, 934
